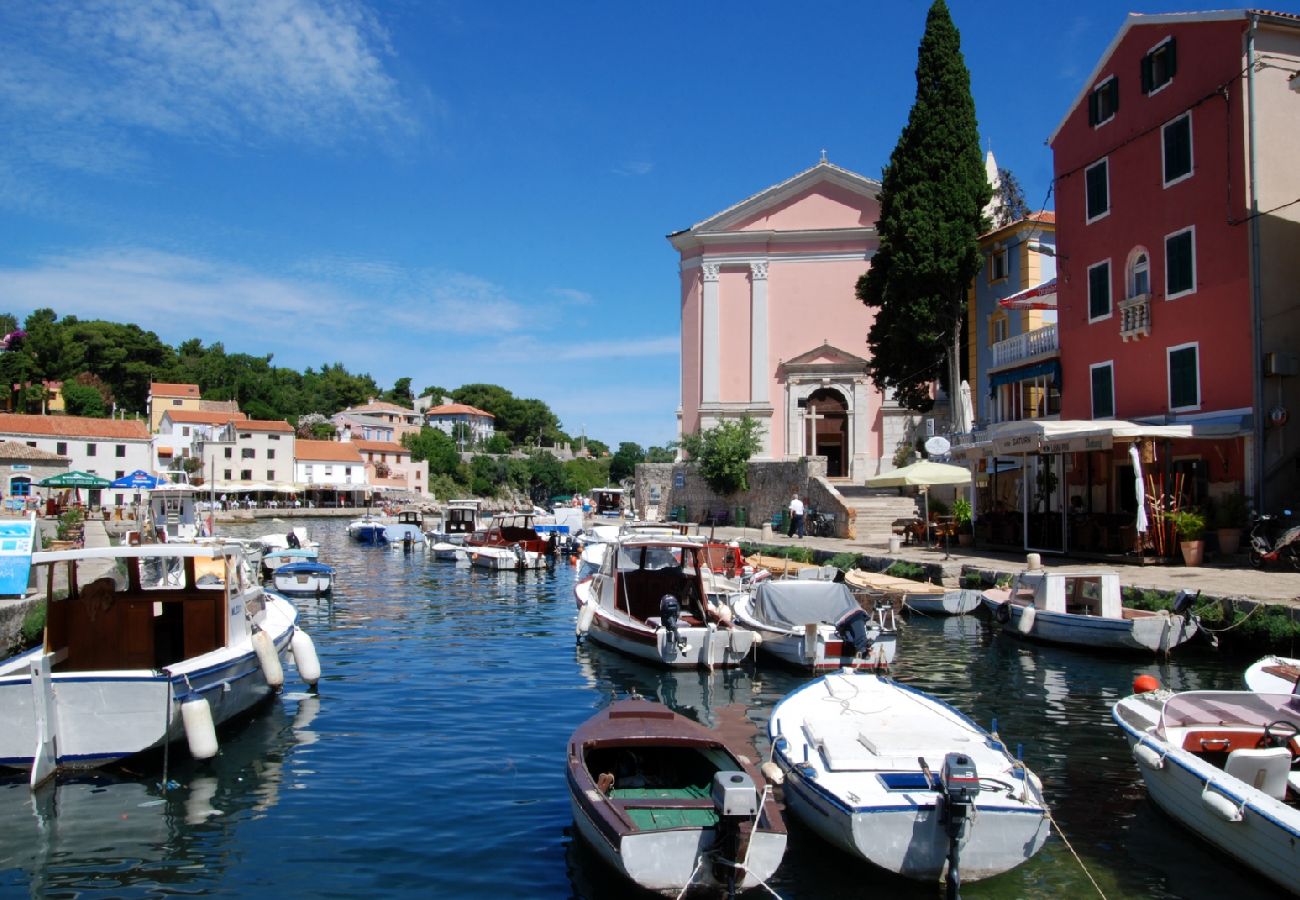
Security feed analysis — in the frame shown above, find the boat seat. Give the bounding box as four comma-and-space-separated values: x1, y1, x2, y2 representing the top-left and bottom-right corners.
1223, 747, 1291, 799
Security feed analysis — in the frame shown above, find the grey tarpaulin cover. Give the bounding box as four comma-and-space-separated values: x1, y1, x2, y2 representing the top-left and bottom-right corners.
752, 580, 859, 628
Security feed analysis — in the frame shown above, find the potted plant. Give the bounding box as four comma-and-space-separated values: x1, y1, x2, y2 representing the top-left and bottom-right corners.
1212, 492, 1248, 557
1165, 507, 1206, 566
952, 497, 974, 546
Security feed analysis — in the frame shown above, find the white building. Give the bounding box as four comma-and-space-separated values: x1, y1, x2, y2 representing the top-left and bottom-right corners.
154, 409, 249, 471
196, 419, 297, 491
0, 413, 152, 507
353, 438, 427, 497
425, 403, 496, 447
295, 439, 368, 498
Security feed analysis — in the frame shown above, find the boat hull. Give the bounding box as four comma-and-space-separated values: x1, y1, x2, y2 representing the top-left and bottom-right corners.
906, 589, 982, 616
583, 610, 754, 669
755, 630, 896, 672
0, 601, 296, 772
272, 565, 333, 596
1244, 655, 1299, 693
1113, 694, 1300, 891
981, 594, 1196, 653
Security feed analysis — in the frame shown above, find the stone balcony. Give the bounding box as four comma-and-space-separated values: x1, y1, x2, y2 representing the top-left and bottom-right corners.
1118, 293, 1151, 341
990, 324, 1058, 370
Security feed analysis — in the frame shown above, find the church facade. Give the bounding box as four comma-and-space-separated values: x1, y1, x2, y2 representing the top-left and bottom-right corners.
668, 159, 904, 481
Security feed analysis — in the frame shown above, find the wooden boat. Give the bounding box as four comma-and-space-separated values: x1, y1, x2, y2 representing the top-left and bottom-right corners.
980, 569, 1199, 653
744, 553, 823, 578
1112, 686, 1300, 890
843, 569, 949, 613
0, 543, 320, 788
566, 699, 787, 895
575, 538, 756, 669
769, 670, 1050, 889
271, 560, 335, 596
466, 511, 550, 555
728, 580, 898, 672
1245, 655, 1300, 694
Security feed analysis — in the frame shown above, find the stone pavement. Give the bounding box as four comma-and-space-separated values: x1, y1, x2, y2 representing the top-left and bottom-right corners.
696, 521, 1300, 609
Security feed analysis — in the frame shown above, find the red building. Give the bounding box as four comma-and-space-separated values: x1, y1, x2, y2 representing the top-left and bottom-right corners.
1050, 10, 1300, 516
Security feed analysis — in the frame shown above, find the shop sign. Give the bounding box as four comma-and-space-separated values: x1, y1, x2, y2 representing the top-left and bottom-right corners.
992, 433, 1040, 454
1040, 433, 1114, 455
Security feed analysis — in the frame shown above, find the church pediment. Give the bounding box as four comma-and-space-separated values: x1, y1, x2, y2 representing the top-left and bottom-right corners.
669, 160, 881, 249
779, 341, 870, 376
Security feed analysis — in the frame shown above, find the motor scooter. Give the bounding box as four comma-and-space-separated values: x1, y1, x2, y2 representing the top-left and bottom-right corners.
1247, 510, 1300, 569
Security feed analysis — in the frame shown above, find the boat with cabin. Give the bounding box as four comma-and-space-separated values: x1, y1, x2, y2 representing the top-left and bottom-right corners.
1112, 685, 1300, 890
574, 537, 756, 669
769, 669, 1050, 890
566, 698, 787, 895
426, 499, 481, 545
980, 568, 1199, 653
0, 543, 320, 788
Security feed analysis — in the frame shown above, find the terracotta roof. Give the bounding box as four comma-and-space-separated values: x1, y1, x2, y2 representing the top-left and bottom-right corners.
981, 211, 1056, 240
0, 440, 67, 462
295, 440, 363, 462
347, 400, 420, 415
162, 409, 249, 426
234, 420, 295, 434
151, 382, 201, 399
353, 439, 410, 454
426, 403, 495, 419
0, 413, 150, 441
198, 399, 241, 413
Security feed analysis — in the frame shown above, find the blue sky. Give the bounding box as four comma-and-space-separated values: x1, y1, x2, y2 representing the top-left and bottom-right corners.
2, 1, 1294, 449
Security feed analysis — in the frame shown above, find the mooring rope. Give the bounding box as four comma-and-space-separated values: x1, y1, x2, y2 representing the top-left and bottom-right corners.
1043, 805, 1107, 899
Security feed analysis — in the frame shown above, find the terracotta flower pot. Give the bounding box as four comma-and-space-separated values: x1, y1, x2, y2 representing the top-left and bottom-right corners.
1216, 527, 1242, 557
1179, 540, 1204, 567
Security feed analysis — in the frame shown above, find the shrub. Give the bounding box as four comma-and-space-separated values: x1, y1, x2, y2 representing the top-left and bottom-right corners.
20, 602, 46, 648
680, 417, 763, 496
885, 561, 926, 582
952, 497, 973, 533
960, 571, 984, 589
1164, 508, 1206, 542
1212, 493, 1249, 530
826, 552, 862, 571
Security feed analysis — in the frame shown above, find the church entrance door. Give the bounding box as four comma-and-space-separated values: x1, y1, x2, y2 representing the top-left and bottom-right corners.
806, 389, 849, 478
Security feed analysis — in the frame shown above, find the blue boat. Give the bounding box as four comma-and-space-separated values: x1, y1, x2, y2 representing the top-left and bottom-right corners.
272, 561, 335, 596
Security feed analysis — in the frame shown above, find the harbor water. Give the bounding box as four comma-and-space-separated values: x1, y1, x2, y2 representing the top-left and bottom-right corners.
0, 519, 1278, 898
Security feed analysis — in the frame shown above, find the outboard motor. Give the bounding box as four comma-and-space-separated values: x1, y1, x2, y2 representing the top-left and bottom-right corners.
402, 531, 415, 554
659, 594, 687, 650
938, 752, 981, 900
512, 543, 528, 569
286, 531, 300, 549
710, 770, 759, 894
834, 607, 876, 657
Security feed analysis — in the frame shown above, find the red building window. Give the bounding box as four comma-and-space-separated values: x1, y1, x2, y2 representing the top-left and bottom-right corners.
1165, 227, 1195, 299
1162, 113, 1192, 186
1090, 363, 1115, 419
1088, 76, 1119, 126
1088, 260, 1112, 322
1141, 38, 1177, 95
1168, 343, 1200, 411
1085, 160, 1110, 222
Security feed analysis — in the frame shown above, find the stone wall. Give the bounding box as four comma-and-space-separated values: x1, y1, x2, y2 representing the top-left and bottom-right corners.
634, 458, 853, 535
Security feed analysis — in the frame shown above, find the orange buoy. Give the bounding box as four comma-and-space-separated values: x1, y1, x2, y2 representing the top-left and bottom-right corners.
1133, 674, 1160, 694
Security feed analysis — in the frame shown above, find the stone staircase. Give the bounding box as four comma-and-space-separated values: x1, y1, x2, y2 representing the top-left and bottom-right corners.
833, 484, 920, 544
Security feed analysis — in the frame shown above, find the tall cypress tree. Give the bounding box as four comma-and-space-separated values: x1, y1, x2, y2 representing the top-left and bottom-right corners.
856, 0, 990, 423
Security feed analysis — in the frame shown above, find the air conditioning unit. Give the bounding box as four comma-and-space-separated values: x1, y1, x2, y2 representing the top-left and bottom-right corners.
1264, 351, 1298, 377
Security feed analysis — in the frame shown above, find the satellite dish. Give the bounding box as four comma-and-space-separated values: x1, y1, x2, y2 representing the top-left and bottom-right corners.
924, 436, 951, 457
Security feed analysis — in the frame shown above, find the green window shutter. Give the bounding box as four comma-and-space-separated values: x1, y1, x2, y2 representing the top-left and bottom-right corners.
1166, 231, 1193, 295
1108, 78, 1119, 115
1086, 162, 1108, 219
1164, 115, 1191, 182
1089, 263, 1111, 319
1092, 366, 1114, 418
1166, 38, 1177, 79
1140, 54, 1152, 93
1169, 346, 1198, 408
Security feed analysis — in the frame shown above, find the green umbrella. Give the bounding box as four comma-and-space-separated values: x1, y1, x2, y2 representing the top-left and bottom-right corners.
38, 470, 112, 488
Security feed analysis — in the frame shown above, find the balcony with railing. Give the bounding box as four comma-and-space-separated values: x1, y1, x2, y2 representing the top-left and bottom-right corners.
990, 324, 1058, 371
1118, 293, 1151, 341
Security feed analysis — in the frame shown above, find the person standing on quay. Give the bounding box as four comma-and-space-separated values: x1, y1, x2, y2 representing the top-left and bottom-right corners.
788, 492, 805, 538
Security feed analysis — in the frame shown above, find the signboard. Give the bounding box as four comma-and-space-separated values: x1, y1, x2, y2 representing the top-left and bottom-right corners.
992, 433, 1040, 455
673, 470, 685, 489
1039, 433, 1114, 455
0, 513, 37, 597
10, 464, 29, 471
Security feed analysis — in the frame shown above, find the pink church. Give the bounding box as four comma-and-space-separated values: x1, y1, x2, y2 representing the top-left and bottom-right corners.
669, 159, 906, 481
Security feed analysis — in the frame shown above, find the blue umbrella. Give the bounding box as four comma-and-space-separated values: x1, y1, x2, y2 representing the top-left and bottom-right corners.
109, 470, 169, 490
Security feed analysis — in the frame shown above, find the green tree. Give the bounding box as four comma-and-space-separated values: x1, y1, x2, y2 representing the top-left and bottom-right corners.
609, 441, 644, 483
386, 377, 413, 405
563, 457, 610, 495
483, 433, 513, 454
646, 445, 677, 463
525, 450, 565, 504
61, 380, 108, 417
680, 417, 762, 496
856, 0, 990, 420
402, 426, 461, 476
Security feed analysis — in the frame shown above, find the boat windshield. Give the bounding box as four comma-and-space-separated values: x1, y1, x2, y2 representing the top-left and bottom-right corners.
1159, 691, 1300, 732
615, 544, 700, 576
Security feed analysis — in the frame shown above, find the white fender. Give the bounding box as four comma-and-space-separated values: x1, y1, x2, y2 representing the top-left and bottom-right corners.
760, 761, 785, 786
576, 599, 596, 636
290, 629, 321, 686
702, 623, 715, 671
1201, 787, 1243, 822
1133, 743, 1164, 769
252, 630, 284, 689
1017, 604, 1037, 634
181, 696, 219, 760
803, 622, 819, 662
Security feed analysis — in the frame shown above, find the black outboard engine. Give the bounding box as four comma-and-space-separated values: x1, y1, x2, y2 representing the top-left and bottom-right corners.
710, 770, 759, 894
286, 531, 300, 549
939, 752, 981, 900
659, 594, 686, 650
834, 607, 875, 657
402, 531, 415, 553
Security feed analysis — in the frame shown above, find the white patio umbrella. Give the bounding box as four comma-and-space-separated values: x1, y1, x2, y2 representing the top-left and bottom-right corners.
866, 460, 974, 541
958, 380, 975, 434
1129, 444, 1148, 534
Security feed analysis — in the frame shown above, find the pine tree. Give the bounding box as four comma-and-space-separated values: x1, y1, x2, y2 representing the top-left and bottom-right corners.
856, 0, 990, 422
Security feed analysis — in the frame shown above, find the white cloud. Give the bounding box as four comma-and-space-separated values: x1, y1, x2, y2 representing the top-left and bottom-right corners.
0, 0, 414, 176
613, 160, 655, 177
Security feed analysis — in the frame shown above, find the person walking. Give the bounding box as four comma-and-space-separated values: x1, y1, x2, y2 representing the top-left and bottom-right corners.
788, 491, 805, 539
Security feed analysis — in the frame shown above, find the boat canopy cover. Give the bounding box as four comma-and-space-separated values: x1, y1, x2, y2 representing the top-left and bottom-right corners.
753, 580, 858, 628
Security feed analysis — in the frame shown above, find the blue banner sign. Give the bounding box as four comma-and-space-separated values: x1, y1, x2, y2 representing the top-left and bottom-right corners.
0, 513, 37, 597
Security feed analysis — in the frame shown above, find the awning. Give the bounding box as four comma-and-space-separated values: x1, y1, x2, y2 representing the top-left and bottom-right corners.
998, 277, 1057, 310
157, 447, 174, 457
984, 418, 1250, 455
38, 470, 111, 488
989, 359, 1061, 393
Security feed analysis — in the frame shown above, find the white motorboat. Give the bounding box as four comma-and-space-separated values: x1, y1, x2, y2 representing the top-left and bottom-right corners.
1112, 686, 1300, 890
431, 541, 466, 562
575, 537, 756, 670
467, 544, 546, 571
566, 699, 787, 895
271, 560, 335, 596
769, 670, 1050, 889
425, 499, 482, 545
0, 543, 321, 788
259, 546, 318, 579
980, 569, 1199, 653
728, 579, 898, 672
1245, 655, 1299, 694
384, 509, 428, 548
